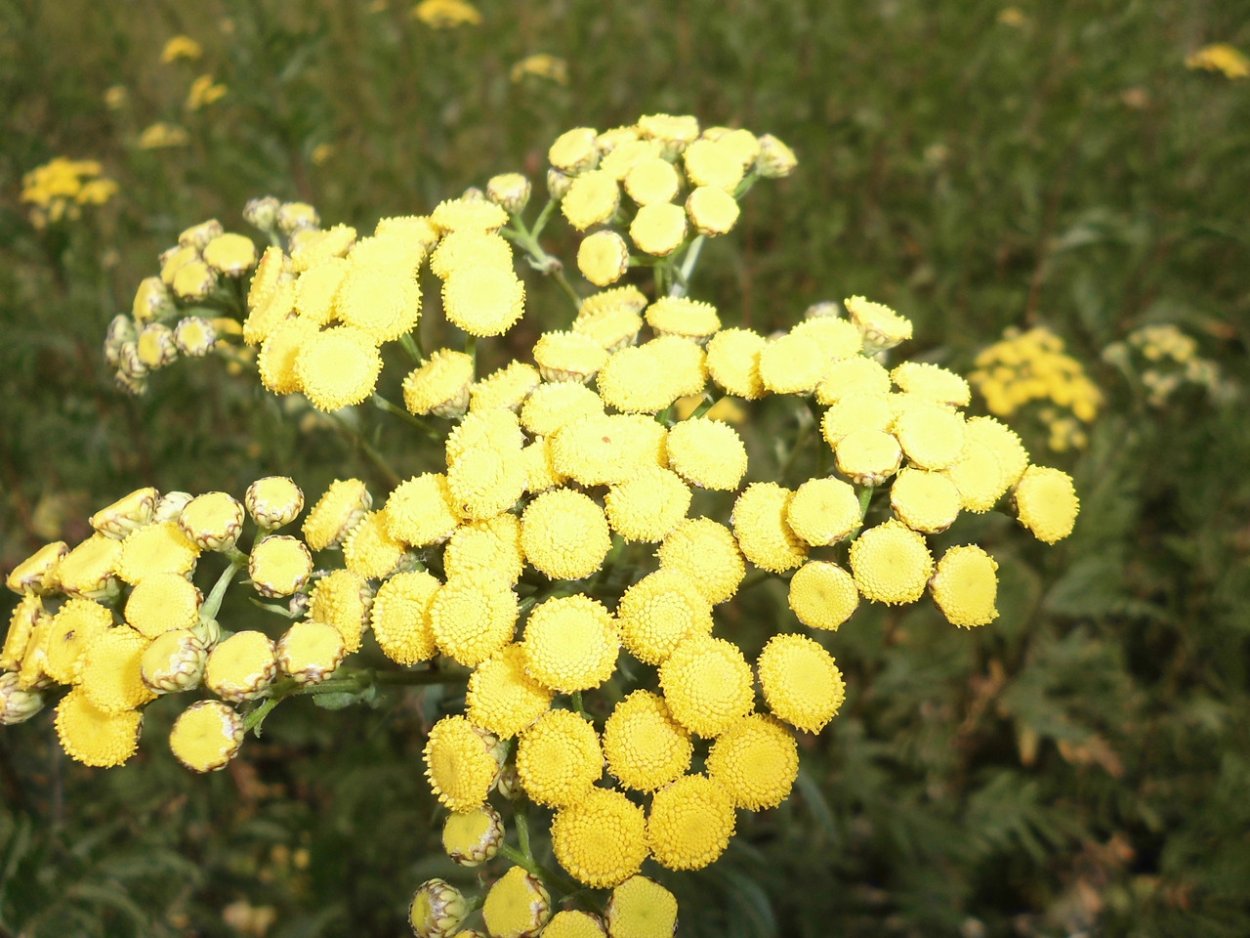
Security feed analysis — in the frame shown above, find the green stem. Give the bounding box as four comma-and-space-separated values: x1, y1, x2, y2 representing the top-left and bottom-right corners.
499, 844, 545, 880
242, 697, 280, 735
328, 412, 400, 487
670, 235, 705, 298
506, 213, 581, 313
371, 394, 443, 441
516, 811, 532, 860
688, 392, 721, 420
201, 556, 244, 622
530, 197, 557, 240
398, 332, 424, 364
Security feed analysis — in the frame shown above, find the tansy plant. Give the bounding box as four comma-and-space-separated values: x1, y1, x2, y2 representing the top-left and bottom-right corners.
3, 113, 1081, 937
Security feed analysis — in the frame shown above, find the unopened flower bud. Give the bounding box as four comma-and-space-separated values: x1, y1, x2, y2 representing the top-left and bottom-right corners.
154, 491, 194, 523
755, 133, 798, 178
245, 476, 305, 529
169, 699, 245, 772
409, 879, 468, 938
132, 276, 175, 324
804, 300, 842, 319
104, 314, 137, 367
249, 536, 314, 598
495, 761, 522, 800
90, 487, 159, 539
0, 672, 45, 725
191, 615, 222, 649
486, 173, 532, 214
276, 620, 344, 685
178, 218, 224, 250
547, 167, 573, 201
244, 196, 281, 232
442, 804, 504, 866
482, 867, 551, 938
6, 542, 67, 595
141, 628, 208, 693
205, 630, 277, 703
179, 491, 245, 551
136, 322, 179, 370
203, 233, 258, 276
114, 369, 148, 396
277, 201, 320, 234
171, 259, 217, 301
174, 315, 217, 357
117, 342, 149, 381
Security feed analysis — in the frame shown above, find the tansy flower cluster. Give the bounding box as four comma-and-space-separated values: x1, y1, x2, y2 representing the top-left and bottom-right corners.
412, 0, 483, 29
20, 157, 118, 230
968, 325, 1103, 452
1102, 323, 1230, 407
1185, 43, 1250, 80
57, 113, 1083, 934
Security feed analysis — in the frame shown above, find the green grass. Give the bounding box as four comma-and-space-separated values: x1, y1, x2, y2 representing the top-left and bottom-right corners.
2, 1, 1249, 935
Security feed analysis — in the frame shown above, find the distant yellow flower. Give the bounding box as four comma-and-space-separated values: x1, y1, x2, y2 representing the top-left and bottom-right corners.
138, 122, 191, 150
411, 0, 482, 28
160, 35, 203, 63
186, 74, 227, 111
1186, 43, 1250, 79
103, 85, 128, 110
510, 53, 569, 85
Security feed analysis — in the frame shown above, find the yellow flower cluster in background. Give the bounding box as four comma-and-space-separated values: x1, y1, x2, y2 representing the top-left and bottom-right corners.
160, 35, 203, 64
1186, 43, 1250, 80
968, 325, 1103, 451
411, 0, 482, 29
21, 112, 1084, 933
1102, 322, 1229, 407
186, 74, 228, 111
20, 157, 118, 229
510, 53, 569, 85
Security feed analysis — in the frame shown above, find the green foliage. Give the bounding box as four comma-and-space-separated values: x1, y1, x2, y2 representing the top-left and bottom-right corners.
3, 0, 1249, 934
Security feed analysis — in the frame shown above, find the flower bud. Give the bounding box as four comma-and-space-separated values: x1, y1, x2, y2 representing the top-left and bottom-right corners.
114, 369, 148, 396
277, 201, 320, 234
244, 196, 281, 232
178, 218, 224, 250
482, 867, 551, 938
495, 761, 523, 800
0, 671, 45, 725
6, 542, 67, 595
205, 630, 278, 703
116, 342, 148, 382
441, 804, 504, 866
169, 699, 245, 772
755, 133, 797, 178
141, 628, 208, 693
132, 276, 175, 324
276, 620, 345, 685
173, 315, 217, 357
486, 173, 531, 214
171, 259, 217, 301
1, 596, 44, 671
154, 491, 194, 523
546, 167, 573, 201
244, 476, 305, 529
409, 879, 468, 938
191, 615, 222, 649
104, 315, 137, 368
90, 487, 159, 539
179, 491, 245, 551
136, 322, 179, 370
249, 536, 314, 598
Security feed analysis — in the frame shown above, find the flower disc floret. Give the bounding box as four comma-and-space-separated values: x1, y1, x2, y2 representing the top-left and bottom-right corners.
603, 690, 693, 792
482, 866, 551, 938
169, 700, 245, 772
1014, 465, 1079, 543
788, 561, 859, 631
659, 635, 754, 737
371, 570, 440, 664
295, 325, 383, 411
617, 569, 714, 665
604, 467, 692, 542
343, 511, 406, 579
666, 419, 747, 491
466, 643, 553, 738
848, 519, 933, 605
835, 428, 903, 486
786, 477, 861, 547
551, 787, 649, 888
647, 774, 736, 871
630, 202, 687, 257
656, 517, 745, 604
705, 327, 765, 399
429, 575, 517, 666
117, 522, 199, 585
521, 594, 619, 692
706, 714, 799, 810
442, 266, 525, 337
757, 633, 845, 733
384, 473, 460, 547
731, 483, 807, 573
519, 489, 610, 581
45, 598, 113, 684
606, 877, 679, 938
423, 715, 503, 812
308, 568, 372, 653
54, 689, 142, 767
930, 545, 1000, 627
516, 708, 604, 807
80, 627, 156, 714
890, 468, 962, 533
124, 571, 201, 639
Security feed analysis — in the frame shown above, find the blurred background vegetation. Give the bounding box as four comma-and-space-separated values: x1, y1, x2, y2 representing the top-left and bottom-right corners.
2, 0, 1249, 935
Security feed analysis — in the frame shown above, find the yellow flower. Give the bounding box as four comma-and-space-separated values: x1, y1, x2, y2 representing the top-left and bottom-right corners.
645, 297, 721, 344
623, 157, 681, 206
249, 535, 313, 597
659, 635, 754, 738
245, 476, 304, 530
533, 330, 610, 383
446, 408, 525, 462
481, 866, 551, 938
731, 483, 807, 573
820, 392, 893, 446
520, 382, 604, 437
403, 349, 474, 418
173, 316, 217, 357
519, 489, 611, 581
2, 595, 44, 671
135, 323, 177, 371
442, 804, 503, 866
577, 230, 630, 287
179, 491, 245, 551
686, 185, 741, 236
849, 519, 933, 605
124, 572, 201, 639
647, 774, 736, 870
303, 478, 372, 550
893, 399, 965, 470
429, 575, 517, 666
1186, 43, 1250, 79
891, 361, 971, 407
55, 533, 122, 599
656, 516, 745, 604
637, 113, 700, 152
606, 877, 679, 938
596, 344, 680, 414
630, 202, 687, 257
786, 477, 860, 547
551, 787, 649, 888
446, 443, 528, 521
706, 714, 799, 810
295, 325, 383, 412
169, 700, 244, 772
942, 437, 1008, 514
202, 233, 255, 277
600, 138, 663, 179
80, 627, 155, 715
138, 122, 190, 149
665, 418, 747, 491
371, 569, 440, 665
117, 522, 199, 586
160, 35, 203, 63
442, 266, 526, 337
755, 133, 798, 178
205, 630, 277, 703
89, 486, 160, 539
466, 643, 552, 738
444, 513, 525, 584
509, 53, 569, 85
335, 264, 421, 342
342, 510, 406, 579
44, 598, 113, 685
548, 127, 600, 174
788, 561, 859, 632
411, 0, 483, 28
521, 595, 619, 693
6, 540, 67, 595
890, 468, 962, 534
604, 466, 692, 542
705, 327, 766, 399
517, 708, 603, 807
542, 910, 606, 938
54, 688, 142, 767
561, 170, 620, 231
423, 715, 502, 812
171, 260, 216, 300
683, 138, 745, 191
844, 295, 912, 352
243, 279, 295, 347
757, 633, 845, 733
617, 569, 713, 665
816, 355, 891, 405
931, 545, 999, 627
602, 690, 692, 793
964, 415, 1029, 488
1013, 465, 1079, 543
276, 620, 345, 684
139, 629, 207, 694
470, 360, 541, 413
309, 568, 373, 653
573, 304, 643, 351
382, 474, 459, 548
835, 428, 903, 487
